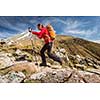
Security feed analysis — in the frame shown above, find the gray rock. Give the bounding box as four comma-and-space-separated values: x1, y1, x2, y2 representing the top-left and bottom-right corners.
92, 64, 100, 69
83, 74, 100, 83
31, 72, 47, 80
88, 63, 93, 66
67, 71, 85, 83
0, 71, 25, 83
0, 53, 14, 69
15, 49, 22, 55
75, 64, 87, 69
30, 68, 72, 83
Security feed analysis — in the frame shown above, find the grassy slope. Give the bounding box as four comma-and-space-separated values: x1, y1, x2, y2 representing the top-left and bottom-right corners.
56, 35, 100, 60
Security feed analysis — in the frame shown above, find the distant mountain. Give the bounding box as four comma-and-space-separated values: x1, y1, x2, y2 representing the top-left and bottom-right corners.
93, 40, 100, 44
56, 35, 100, 60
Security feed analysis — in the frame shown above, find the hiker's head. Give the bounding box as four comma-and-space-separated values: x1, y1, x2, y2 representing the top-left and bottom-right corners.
37, 24, 44, 30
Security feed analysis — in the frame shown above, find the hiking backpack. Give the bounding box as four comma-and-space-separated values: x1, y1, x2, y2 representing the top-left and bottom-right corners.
46, 24, 56, 40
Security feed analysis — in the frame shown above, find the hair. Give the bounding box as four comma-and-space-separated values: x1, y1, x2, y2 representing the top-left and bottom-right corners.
37, 23, 44, 28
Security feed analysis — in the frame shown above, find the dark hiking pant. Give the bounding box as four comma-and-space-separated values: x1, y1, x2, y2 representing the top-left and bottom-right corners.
40, 42, 61, 64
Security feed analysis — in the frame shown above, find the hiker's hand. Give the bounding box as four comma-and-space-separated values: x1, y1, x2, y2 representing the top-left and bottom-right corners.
28, 29, 32, 32
28, 27, 32, 32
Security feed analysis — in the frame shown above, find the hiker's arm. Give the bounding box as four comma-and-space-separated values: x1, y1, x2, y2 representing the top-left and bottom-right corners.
32, 29, 45, 39
31, 31, 40, 36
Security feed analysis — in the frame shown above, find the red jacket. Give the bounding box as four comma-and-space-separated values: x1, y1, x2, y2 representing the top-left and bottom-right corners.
31, 27, 53, 44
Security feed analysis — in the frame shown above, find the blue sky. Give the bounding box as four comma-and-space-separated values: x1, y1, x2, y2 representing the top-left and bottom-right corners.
0, 16, 100, 42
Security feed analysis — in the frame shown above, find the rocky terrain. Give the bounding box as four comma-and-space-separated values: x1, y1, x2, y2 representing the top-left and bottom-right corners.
0, 32, 100, 83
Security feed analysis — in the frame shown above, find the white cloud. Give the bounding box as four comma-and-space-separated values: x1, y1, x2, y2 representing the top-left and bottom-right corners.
63, 19, 89, 31
30, 19, 37, 24
67, 29, 94, 35
62, 19, 98, 39
91, 40, 100, 43
0, 32, 12, 38
66, 20, 80, 29
0, 17, 25, 32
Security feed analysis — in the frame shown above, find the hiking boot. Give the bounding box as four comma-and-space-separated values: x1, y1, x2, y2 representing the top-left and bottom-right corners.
39, 63, 47, 66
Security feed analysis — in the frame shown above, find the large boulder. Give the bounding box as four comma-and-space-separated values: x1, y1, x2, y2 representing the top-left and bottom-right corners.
0, 71, 25, 83
0, 61, 40, 83
7, 62, 39, 76
0, 53, 14, 69
30, 68, 72, 83
29, 67, 100, 83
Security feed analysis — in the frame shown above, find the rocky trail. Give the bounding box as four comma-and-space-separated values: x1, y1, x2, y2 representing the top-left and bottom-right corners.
0, 34, 100, 83
0, 48, 100, 83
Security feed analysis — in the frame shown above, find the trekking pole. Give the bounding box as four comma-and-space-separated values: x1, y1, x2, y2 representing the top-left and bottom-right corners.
28, 27, 38, 65
30, 37, 38, 65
